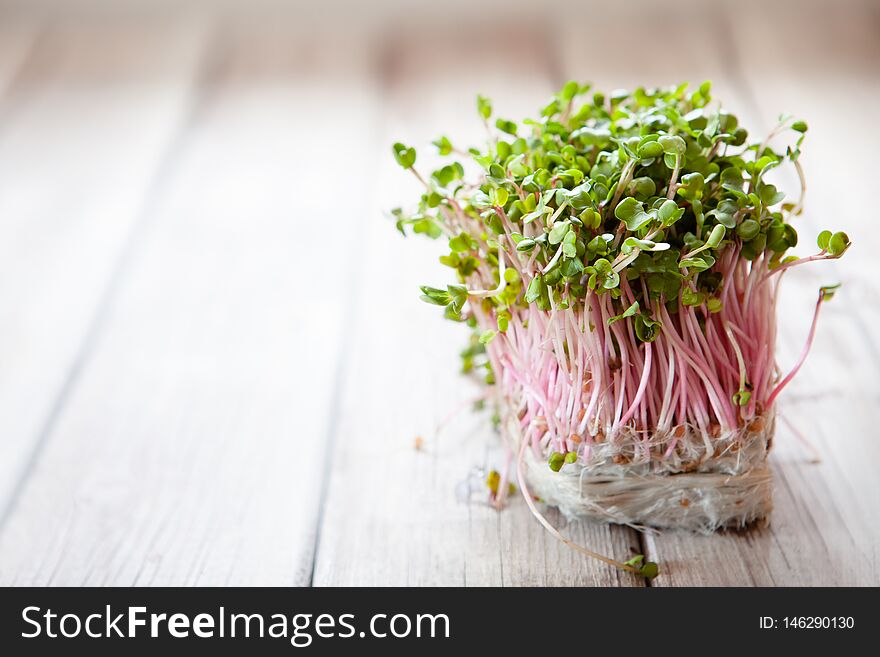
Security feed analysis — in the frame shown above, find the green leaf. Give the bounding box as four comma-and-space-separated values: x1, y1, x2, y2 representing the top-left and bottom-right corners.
491, 187, 509, 207
639, 562, 659, 579
646, 272, 681, 299
608, 301, 639, 324
477, 94, 493, 120
709, 199, 738, 229
443, 304, 462, 322
628, 176, 656, 198
560, 80, 580, 101
680, 253, 716, 271
658, 134, 686, 155
560, 168, 585, 184
634, 314, 661, 342
706, 224, 726, 249
678, 172, 704, 197
447, 284, 468, 313
637, 140, 663, 159
817, 229, 832, 251
720, 165, 744, 191
479, 329, 497, 345
681, 287, 705, 307
432, 135, 453, 155
419, 286, 450, 306
587, 234, 610, 255
525, 275, 545, 303
657, 199, 684, 227
560, 257, 584, 277
573, 125, 612, 147
548, 452, 565, 472
826, 231, 850, 256
593, 258, 620, 290
488, 162, 505, 180
566, 183, 593, 210
549, 220, 571, 245
759, 183, 785, 206
432, 162, 464, 186
495, 118, 517, 135
614, 197, 653, 231
706, 297, 723, 313
820, 283, 841, 301
449, 232, 475, 253
562, 230, 577, 258
737, 219, 760, 241
516, 238, 537, 252
392, 142, 416, 169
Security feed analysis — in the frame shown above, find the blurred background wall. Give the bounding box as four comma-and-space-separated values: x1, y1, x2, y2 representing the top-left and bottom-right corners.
1, 0, 874, 26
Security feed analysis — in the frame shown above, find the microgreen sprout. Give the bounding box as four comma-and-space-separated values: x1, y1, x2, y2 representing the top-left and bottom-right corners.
392, 81, 849, 576
486, 469, 516, 499
624, 554, 660, 580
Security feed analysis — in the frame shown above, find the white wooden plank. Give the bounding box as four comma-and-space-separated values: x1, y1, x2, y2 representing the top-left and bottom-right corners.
0, 19, 208, 512
311, 26, 643, 587
0, 25, 382, 585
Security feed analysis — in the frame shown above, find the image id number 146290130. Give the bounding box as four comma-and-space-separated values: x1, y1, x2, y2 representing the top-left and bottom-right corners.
760, 616, 855, 629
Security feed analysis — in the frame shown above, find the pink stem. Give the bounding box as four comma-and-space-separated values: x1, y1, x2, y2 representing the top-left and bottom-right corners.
619, 342, 652, 427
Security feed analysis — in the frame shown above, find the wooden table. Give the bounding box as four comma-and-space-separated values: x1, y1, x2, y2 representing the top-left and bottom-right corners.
0, 1, 877, 586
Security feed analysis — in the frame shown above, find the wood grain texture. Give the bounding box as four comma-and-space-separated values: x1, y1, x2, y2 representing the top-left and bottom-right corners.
311, 26, 644, 587
0, 18, 208, 512
0, 24, 382, 585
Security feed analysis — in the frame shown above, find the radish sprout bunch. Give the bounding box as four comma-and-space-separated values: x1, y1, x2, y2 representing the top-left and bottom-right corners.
391, 81, 848, 495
